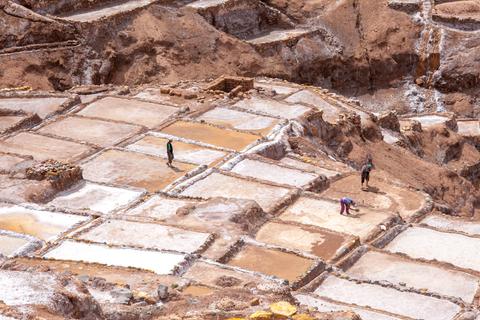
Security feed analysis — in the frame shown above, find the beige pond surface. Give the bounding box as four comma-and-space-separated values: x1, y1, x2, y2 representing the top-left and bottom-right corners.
77, 220, 211, 254
78, 97, 178, 128
0, 153, 25, 172
279, 156, 341, 178
0, 97, 67, 119
124, 195, 195, 220
457, 120, 480, 137
385, 226, 480, 273
62, 0, 156, 22
82, 149, 195, 192
180, 172, 291, 212
296, 294, 402, 320
39, 116, 142, 147
346, 250, 479, 303
314, 276, 461, 320
227, 245, 314, 282
182, 285, 214, 297
421, 213, 480, 237
0, 132, 93, 162
285, 90, 341, 122
247, 29, 311, 45
197, 107, 279, 135
0, 234, 30, 257
126, 135, 227, 165
161, 121, 261, 151
0, 116, 24, 132
49, 181, 143, 214
44, 240, 186, 275
254, 82, 300, 96
255, 222, 350, 261
183, 261, 272, 289
234, 96, 310, 119
280, 197, 392, 240
0, 205, 88, 241
230, 158, 319, 187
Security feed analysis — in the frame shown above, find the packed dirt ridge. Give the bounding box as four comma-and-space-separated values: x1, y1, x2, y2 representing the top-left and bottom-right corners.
0, 0, 480, 319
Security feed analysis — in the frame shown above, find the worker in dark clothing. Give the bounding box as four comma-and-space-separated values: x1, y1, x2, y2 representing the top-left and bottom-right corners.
166, 139, 174, 167
340, 197, 358, 216
361, 156, 374, 190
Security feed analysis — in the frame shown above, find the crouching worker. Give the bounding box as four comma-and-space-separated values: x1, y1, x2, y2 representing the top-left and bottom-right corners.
340, 197, 358, 216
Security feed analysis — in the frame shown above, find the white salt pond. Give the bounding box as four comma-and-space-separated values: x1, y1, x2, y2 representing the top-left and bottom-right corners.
346, 250, 479, 303
296, 294, 402, 320
314, 276, 461, 320
0, 205, 88, 241
44, 240, 186, 275
421, 214, 480, 237
230, 158, 319, 187
385, 226, 480, 273
77, 220, 211, 254
49, 182, 143, 214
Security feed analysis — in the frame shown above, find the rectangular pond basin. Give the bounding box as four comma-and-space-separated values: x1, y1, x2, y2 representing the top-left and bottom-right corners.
255, 222, 351, 261
77, 220, 211, 254
126, 135, 227, 166
183, 261, 273, 288
254, 81, 300, 96
196, 107, 279, 135
49, 181, 143, 214
295, 294, 402, 320
247, 29, 311, 45
0, 132, 93, 162
346, 250, 479, 303
227, 244, 315, 283
457, 120, 480, 137
180, 172, 291, 212
279, 156, 341, 178
0, 116, 25, 132
39, 116, 142, 147
409, 115, 450, 128
421, 214, 480, 237
285, 90, 341, 122
314, 276, 461, 320
82, 149, 196, 192
0, 205, 88, 242
279, 197, 392, 240
62, 0, 156, 22
160, 121, 261, 152
230, 158, 319, 187
0, 97, 68, 119
124, 195, 195, 221
233, 96, 310, 119
385, 226, 480, 273
0, 153, 25, 172
0, 233, 31, 257
78, 97, 178, 128
43, 240, 186, 275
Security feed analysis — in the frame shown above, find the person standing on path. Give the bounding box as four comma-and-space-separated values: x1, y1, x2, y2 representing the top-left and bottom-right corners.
361, 155, 374, 190
340, 197, 357, 216
166, 139, 174, 167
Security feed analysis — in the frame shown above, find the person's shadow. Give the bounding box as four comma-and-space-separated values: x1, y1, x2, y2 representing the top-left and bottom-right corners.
364, 186, 386, 195
168, 164, 183, 173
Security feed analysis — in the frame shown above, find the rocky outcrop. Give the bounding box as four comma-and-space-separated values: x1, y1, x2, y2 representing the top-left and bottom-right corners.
0, 270, 103, 319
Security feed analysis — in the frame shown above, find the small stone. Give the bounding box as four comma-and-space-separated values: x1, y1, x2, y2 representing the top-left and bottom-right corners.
249, 311, 272, 319
292, 314, 315, 320
249, 297, 260, 306
77, 275, 90, 283
270, 301, 297, 317
111, 287, 133, 304
157, 284, 169, 300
